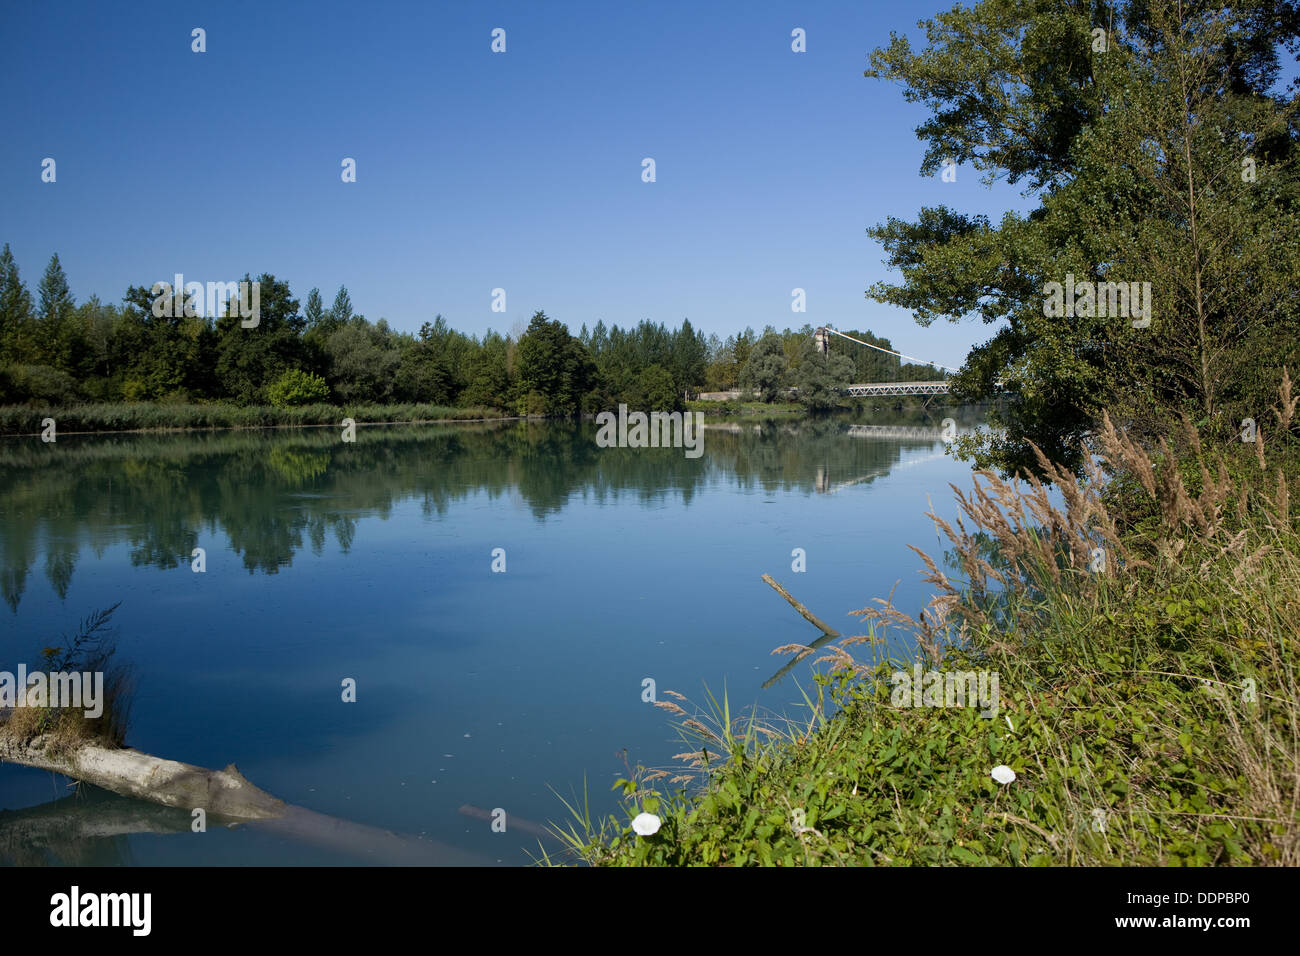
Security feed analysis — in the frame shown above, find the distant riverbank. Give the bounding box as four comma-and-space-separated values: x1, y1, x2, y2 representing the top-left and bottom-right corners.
0, 396, 969, 437
0, 402, 511, 438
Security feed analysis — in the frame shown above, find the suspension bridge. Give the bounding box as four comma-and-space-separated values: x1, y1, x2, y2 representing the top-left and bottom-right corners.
814, 326, 958, 397
696, 326, 977, 401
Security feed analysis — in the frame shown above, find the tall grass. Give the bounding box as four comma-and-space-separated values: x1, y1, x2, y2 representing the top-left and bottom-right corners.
0, 604, 133, 756
556, 373, 1300, 866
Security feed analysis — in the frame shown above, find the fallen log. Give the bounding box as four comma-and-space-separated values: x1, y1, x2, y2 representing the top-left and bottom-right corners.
0, 736, 493, 865
1, 735, 284, 820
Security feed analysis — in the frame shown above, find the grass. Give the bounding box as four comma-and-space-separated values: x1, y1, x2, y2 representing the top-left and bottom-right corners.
0, 604, 133, 757
548, 373, 1300, 866
0, 402, 509, 436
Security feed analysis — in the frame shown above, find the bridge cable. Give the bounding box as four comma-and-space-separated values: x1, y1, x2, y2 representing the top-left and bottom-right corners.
821, 326, 961, 374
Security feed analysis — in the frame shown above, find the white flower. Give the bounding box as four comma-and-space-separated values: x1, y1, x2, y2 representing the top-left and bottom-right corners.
631, 812, 661, 836
991, 765, 1016, 785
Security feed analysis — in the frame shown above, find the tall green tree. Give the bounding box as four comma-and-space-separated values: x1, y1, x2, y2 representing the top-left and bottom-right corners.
394, 316, 466, 404
304, 288, 325, 329
514, 311, 595, 416
794, 342, 855, 413
113, 284, 215, 400
214, 274, 304, 403
0, 243, 34, 362
36, 253, 76, 368
865, 0, 1300, 475
329, 286, 353, 327
739, 332, 790, 402
460, 330, 513, 409
671, 318, 709, 398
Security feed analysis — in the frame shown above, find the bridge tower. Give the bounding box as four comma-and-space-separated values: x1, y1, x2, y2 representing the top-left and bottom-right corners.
814, 327, 828, 354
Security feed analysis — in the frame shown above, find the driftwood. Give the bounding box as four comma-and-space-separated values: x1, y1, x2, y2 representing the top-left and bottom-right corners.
758, 574, 845, 689
0, 735, 492, 865
760, 574, 841, 636
1, 735, 284, 820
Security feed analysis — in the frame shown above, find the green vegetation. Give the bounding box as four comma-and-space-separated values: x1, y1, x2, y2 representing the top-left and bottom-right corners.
0, 402, 501, 436
549, 0, 1300, 867
267, 369, 330, 408
553, 377, 1300, 866
0, 244, 943, 429
863, 0, 1300, 477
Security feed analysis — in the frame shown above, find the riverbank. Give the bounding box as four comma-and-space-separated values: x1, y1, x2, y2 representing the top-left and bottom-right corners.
0, 396, 970, 437
555, 395, 1300, 866
0, 402, 510, 437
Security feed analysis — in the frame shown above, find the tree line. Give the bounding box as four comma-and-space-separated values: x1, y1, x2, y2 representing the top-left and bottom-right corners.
0, 248, 942, 415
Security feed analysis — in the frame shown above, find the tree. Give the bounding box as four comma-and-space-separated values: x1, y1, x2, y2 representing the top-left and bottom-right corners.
514, 311, 595, 416
864, 0, 1300, 476
329, 286, 353, 327
38, 253, 73, 325
634, 364, 679, 410
394, 317, 463, 405
671, 318, 709, 398
113, 284, 216, 401
0, 244, 34, 362
36, 253, 77, 368
303, 288, 325, 330
460, 330, 513, 409
324, 317, 401, 404
739, 332, 789, 402
794, 344, 854, 413
214, 274, 304, 404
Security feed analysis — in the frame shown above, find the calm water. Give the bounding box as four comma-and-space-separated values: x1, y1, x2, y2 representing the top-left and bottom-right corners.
0, 414, 980, 865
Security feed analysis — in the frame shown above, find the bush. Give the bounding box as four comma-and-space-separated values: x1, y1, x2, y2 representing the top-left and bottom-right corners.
519, 390, 548, 417
267, 369, 330, 408
2, 364, 82, 405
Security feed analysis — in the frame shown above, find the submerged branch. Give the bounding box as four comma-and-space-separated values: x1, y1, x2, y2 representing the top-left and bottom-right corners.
760, 574, 841, 637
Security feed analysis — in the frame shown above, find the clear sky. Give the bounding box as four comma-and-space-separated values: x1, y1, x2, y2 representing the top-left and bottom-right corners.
1, 1, 1043, 370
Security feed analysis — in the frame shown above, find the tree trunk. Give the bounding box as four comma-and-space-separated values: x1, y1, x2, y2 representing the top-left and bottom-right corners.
2, 735, 284, 820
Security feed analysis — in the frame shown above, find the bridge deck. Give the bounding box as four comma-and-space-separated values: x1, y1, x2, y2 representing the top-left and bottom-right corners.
842, 380, 950, 397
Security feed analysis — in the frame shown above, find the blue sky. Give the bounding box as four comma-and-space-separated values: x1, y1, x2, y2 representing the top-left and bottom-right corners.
4, 1, 1045, 370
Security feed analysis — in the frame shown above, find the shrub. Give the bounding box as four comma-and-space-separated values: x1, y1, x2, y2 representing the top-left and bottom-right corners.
267, 369, 330, 408
3, 364, 82, 405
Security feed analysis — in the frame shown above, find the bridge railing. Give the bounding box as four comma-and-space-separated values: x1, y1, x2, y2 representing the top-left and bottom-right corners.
842, 381, 951, 397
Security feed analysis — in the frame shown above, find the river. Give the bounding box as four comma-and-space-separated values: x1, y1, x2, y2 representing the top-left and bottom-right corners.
0, 413, 981, 865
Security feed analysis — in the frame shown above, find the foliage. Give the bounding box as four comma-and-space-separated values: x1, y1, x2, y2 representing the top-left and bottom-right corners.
0, 247, 943, 423
864, 0, 1300, 477
553, 375, 1300, 866
793, 343, 854, 413
739, 333, 790, 402
267, 368, 330, 408
514, 311, 595, 417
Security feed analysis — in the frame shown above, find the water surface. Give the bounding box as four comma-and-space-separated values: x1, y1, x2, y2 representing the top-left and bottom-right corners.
0, 414, 979, 865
